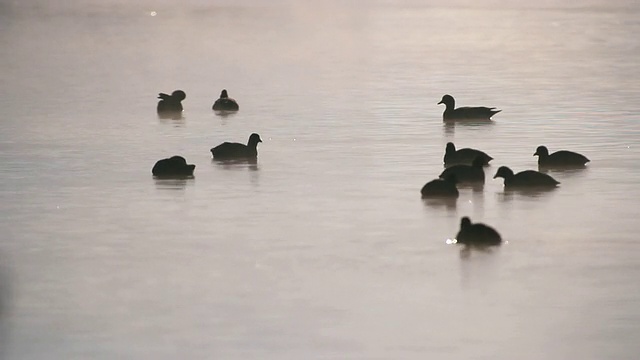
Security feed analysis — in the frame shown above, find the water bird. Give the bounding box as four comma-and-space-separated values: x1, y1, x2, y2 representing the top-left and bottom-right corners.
438, 94, 501, 121
456, 217, 502, 247
212, 89, 239, 111
211, 133, 262, 160
493, 166, 559, 188
444, 142, 493, 166
439, 156, 485, 184
152, 155, 195, 177
157, 90, 186, 113
421, 174, 459, 198
534, 146, 590, 167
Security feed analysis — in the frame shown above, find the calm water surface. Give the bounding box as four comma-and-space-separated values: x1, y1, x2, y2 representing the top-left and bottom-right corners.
1, 0, 640, 359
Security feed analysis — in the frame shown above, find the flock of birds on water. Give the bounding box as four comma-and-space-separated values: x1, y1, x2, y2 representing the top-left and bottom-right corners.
152, 89, 591, 251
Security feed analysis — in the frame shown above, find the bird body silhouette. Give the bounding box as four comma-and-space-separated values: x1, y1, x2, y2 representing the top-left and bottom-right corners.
439, 156, 486, 183
421, 174, 459, 198
212, 89, 239, 111
152, 155, 195, 177
444, 142, 493, 167
456, 217, 502, 247
493, 166, 559, 188
438, 94, 500, 121
534, 146, 590, 167
211, 133, 262, 160
157, 90, 186, 113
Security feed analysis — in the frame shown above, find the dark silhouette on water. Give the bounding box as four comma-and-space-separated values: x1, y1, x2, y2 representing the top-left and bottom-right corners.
211, 133, 262, 160
421, 174, 459, 198
443, 119, 496, 135
212, 89, 239, 111
444, 142, 493, 167
493, 166, 559, 189
456, 217, 502, 247
152, 156, 195, 177
439, 156, 486, 184
153, 177, 194, 190
438, 94, 500, 121
534, 145, 590, 168
157, 90, 186, 112
211, 156, 258, 169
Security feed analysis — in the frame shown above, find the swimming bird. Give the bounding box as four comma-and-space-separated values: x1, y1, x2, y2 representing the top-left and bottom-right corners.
534, 146, 590, 167
444, 142, 493, 167
211, 133, 262, 160
439, 156, 485, 184
493, 166, 559, 188
456, 217, 502, 247
438, 94, 501, 121
152, 155, 195, 177
421, 174, 459, 198
157, 90, 186, 113
212, 89, 239, 111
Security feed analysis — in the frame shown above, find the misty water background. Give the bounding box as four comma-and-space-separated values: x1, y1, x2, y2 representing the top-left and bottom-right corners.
1, 0, 640, 359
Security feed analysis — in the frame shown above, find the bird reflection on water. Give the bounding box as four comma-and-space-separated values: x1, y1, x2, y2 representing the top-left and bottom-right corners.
538, 164, 589, 175
422, 197, 457, 211
212, 157, 259, 171
153, 176, 195, 190
157, 111, 184, 121
213, 110, 238, 123
443, 119, 495, 136
496, 186, 559, 202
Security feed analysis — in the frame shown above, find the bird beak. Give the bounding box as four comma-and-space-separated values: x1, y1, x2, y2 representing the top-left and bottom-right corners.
533, 151, 539, 156
437, 100, 443, 105
492, 174, 499, 179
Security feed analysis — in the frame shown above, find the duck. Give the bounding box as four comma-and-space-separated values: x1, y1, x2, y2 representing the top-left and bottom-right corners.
421, 174, 459, 198
439, 156, 485, 184
493, 166, 559, 188
157, 90, 186, 113
438, 94, 501, 121
444, 142, 493, 166
211, 133, 262, 160
212, 89, 239, 111
534, 145, 590, 167
456, 217, 502, 247
152, 155, 195, 177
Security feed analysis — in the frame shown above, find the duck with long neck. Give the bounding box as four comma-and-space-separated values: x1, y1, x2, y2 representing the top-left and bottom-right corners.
437, 94, 500, 121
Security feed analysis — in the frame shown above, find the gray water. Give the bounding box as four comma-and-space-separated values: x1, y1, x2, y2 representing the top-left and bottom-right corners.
1, 0, 640, 359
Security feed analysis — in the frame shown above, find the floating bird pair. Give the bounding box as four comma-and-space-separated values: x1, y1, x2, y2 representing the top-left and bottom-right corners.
492, 146, 589, 187
156, 89, 240, 115
151, 133, 263, 177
